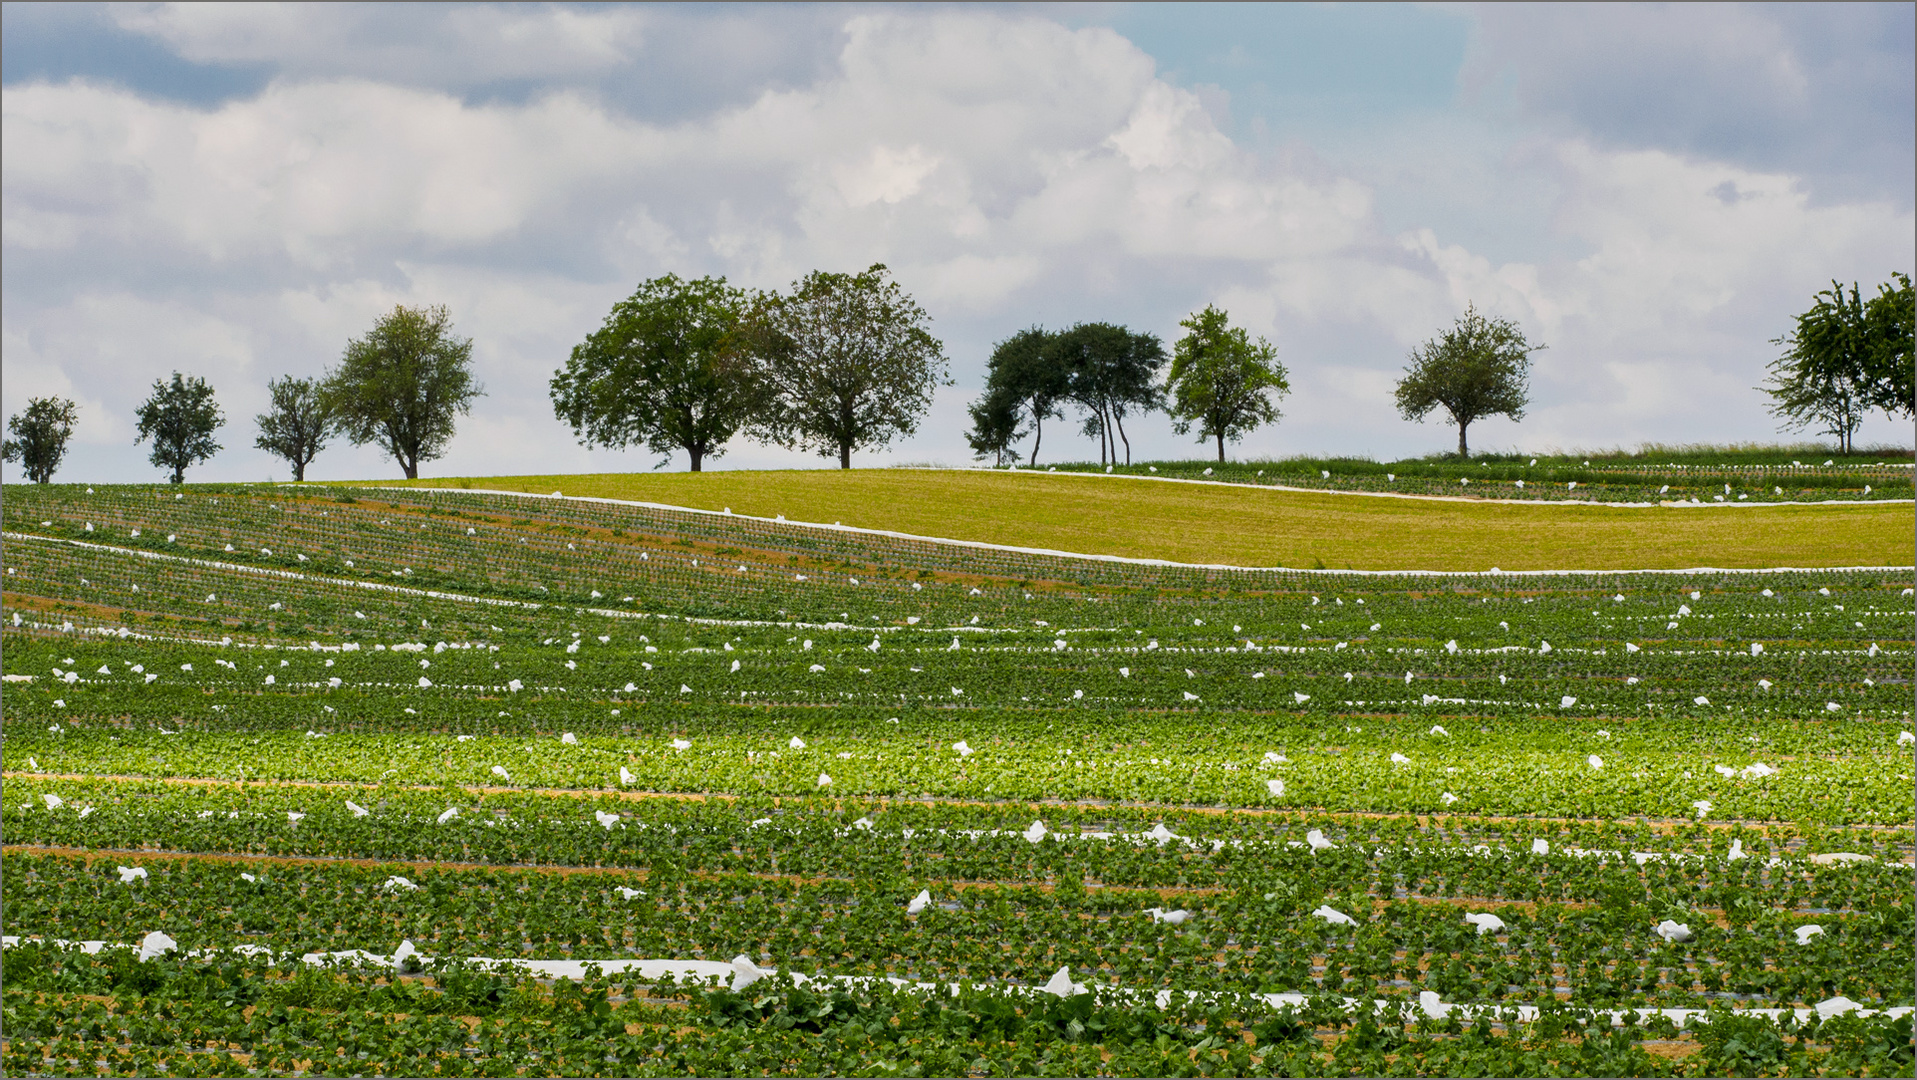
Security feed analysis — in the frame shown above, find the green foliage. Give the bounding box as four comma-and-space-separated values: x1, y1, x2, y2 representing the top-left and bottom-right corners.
975, 326, 1070, 467
741, 264, 949, 468
550, 274, 761, 472
1862, 273, 1914, 420
1394, 305, 1541, 457
133, 373, 224, 484
1765, 275, 1915, 452
1765, 281, 1875, 453
4, 944, 1911, 1077
965, 388, 1026, 467
1165, 305, 1290, 462
2, 395, 78, 484
253, 375, 333, 482
323, 304, 483, 480
1053, 322, 1167, 467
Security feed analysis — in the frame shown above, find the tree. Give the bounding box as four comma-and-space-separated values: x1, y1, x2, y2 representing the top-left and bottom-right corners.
1165, 305, 1290, 462
134, 373, 224, 484
254, 376, 332, 482
1055, 322, 1166, 467
741, 264, 949, 469
964, 387, 1026, 467
1863, 272, 1913, 420
2, 396, 79, 484
973, 327, 1069, 467
550, 275, 759, 472
1394, 304, 1540, 457
1762, 280, 1890, 453
324, 305, 483, 479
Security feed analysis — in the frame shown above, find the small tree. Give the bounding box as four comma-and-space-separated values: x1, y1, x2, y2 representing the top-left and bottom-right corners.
1763, 280, 1882, 453
2, 396, 79, 484
550, 275, 759, 472
324, 305, 483, 479
135, 373, 224, 483
742, 264, 949, 469
1165, 305, 1290, 462
254, 376, 332, 482
1394, 304, 1539, 457
975, 327, 1070, 467
964, 387, 1026, 466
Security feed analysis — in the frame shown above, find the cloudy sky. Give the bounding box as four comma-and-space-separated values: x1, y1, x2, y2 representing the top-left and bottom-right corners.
4, 2, 1911, 483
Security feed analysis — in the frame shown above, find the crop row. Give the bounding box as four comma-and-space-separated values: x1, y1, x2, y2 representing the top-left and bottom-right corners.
5, 538, 1907, 724
10, 723, 1910, 824
7, 852, 1909, 1010
9, 943, 1911, 1077
10, 779, 1908, 897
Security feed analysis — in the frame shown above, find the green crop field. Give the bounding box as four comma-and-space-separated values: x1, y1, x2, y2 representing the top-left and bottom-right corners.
379, 467, 1915, 572
2, 476, 1912, 1077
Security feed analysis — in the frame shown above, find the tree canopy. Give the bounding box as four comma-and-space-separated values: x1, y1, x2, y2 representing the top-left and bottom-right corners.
1056, 322, 1166, 467
969, 324, 1162, 467
964, 390, 1026, 467
1165, 305, 1289, 462
971, 327, 1068, 467
741, 264, 948, 469
1769, 273, 1916, 448
324, 305, 483, 479
134, 373, 223, 483
2, 396, 79, 484
551, 275, 758, 472
1393, 304, 1539, 457
254, 376, 332, 482
1862, 272, 1914, 419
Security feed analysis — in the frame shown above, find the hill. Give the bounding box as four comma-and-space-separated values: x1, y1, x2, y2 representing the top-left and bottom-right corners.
379, 468, 1914, 571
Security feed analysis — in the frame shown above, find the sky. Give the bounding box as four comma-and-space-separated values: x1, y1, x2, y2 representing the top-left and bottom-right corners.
3, 1, 1912, 484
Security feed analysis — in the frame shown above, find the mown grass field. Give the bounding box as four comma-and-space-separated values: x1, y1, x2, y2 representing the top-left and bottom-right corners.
381, 469, 1915, 571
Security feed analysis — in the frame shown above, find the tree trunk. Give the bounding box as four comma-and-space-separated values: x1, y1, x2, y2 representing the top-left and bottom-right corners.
171, 465, 184, 484
402, 457, 419, 480
1028, 413, 1042, 467
1216, 433, 1225, 463
689, 445, 703, 472
1113, 408, 1131, 466
293, 461, 306, 482
839, 443, 851, 469
1457, 422, 1469, 458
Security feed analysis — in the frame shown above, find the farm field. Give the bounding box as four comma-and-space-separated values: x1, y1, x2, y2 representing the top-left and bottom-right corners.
377, 467, 1914, 572
2, 478, 1913, 1076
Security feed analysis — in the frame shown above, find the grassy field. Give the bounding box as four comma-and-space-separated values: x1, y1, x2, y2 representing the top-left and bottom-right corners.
376, 469, 1914, 571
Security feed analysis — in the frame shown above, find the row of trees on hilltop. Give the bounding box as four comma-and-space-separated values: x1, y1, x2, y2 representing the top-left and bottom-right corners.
969, 303, 1546, 464
966, 307, 1293, 466
256, 304, 485, 481
3, 271, 1907, 484
2, 305, 484, 484
550, 265, 947, 470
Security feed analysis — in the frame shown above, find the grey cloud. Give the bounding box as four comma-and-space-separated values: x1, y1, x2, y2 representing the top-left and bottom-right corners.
107, 2, 853, 122
1463, 2, 1915, 207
